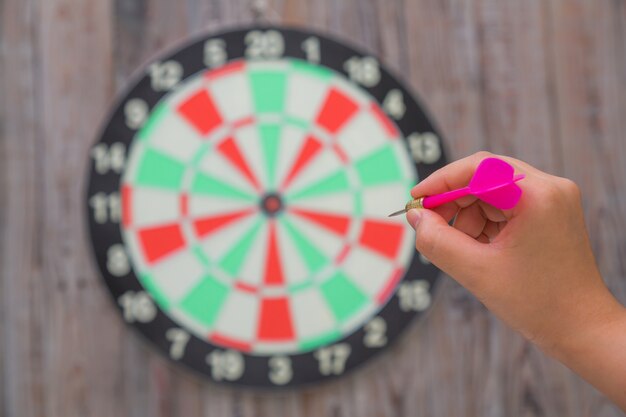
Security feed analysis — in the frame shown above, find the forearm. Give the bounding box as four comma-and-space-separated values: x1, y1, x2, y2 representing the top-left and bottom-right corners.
548, 292, 626, 410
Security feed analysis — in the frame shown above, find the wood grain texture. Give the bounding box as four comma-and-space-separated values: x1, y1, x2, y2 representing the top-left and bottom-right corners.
1, 0, 625, 416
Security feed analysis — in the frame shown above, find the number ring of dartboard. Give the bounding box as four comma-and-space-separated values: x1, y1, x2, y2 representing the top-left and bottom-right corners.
86, 26, 447, 387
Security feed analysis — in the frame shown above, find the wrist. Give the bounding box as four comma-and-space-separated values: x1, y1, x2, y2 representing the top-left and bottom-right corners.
544, 286, 626, 363
541, 289, 626, 410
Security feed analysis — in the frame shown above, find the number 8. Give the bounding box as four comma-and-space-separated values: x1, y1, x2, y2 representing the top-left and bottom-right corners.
107, 244, 130, 276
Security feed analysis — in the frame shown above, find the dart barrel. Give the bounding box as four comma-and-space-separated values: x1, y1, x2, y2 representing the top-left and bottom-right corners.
405, 197, 425, 211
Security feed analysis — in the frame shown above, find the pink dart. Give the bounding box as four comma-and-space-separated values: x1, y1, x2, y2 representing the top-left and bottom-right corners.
388, 158, 525, 217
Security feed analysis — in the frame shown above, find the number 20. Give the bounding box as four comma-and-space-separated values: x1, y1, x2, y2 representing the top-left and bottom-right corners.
245, 30, 284, 59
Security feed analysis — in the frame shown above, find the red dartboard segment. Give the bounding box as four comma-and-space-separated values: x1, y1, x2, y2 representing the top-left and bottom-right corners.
370, 102, 399, 138
138, 223, 186, 264
234, 281, 257, 294
315, 88, 359, 134
193, 209, 256, 239
264, 221, 285, 286
177, 90, 223, 135
179, 193, 189, 217
289, 208, 351, 236
257, 297, 295, 341
121, 185, 133, 227
280, 135, 323, 190
332, 142, 349, 164
210, 332, 252, 352
205, 60, 246, 80
232, 116, 255, 129
334, 243, 351, 265
358, 220, 405, 259
217, 137, 261, 190
376, 267, 404, 304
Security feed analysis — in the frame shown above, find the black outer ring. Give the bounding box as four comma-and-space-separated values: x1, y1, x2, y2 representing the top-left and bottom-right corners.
86, 25, 448, 388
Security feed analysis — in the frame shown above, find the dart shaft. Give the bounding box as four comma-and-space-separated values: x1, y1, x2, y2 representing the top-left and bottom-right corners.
422, 187, 471, 208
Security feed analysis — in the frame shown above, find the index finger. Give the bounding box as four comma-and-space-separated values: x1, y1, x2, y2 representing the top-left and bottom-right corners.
411, 152, 487, 200
411, 152, 537, 199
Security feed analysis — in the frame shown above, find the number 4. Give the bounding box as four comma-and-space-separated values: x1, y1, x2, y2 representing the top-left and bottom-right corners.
383, 89, 406, 120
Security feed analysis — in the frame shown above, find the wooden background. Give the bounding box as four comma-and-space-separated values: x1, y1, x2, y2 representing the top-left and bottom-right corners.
2, 0, 626, 416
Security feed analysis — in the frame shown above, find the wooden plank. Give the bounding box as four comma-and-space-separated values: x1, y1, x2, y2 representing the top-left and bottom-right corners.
30, 1, 117, 416
113, 3, 197, 417
1, 1, 45, 416
0, 0, 6, 411
550, 0, 626, 324
544, 0, 626, 415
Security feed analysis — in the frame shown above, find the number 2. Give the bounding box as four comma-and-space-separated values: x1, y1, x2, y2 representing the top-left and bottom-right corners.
364, 317, 387, 348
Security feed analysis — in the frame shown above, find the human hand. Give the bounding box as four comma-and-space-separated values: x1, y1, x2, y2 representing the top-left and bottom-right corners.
406, 152, 626, 408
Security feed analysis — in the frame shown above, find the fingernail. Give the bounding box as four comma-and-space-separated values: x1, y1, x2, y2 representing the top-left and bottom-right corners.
406, 209, 422, 230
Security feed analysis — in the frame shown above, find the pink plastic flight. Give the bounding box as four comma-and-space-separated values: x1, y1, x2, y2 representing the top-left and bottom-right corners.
388, 157, 525, 217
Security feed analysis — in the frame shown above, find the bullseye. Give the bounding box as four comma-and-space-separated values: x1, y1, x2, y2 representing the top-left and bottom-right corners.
261, 193, 283, 216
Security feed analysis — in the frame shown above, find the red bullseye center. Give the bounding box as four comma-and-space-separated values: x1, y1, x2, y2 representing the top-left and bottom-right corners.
261, 193, 283, 216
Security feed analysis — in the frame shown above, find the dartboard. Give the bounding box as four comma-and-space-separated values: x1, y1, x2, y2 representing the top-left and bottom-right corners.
86, 26, 447, 387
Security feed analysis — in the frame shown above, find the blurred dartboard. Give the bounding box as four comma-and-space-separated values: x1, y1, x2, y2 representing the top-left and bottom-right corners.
86, 26, 447, 387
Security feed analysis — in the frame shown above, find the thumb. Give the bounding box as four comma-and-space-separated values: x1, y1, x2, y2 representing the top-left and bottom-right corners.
406, 209, 491, 285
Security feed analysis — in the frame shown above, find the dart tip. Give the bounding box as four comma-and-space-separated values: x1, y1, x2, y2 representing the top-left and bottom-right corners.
388, 209, 407, 217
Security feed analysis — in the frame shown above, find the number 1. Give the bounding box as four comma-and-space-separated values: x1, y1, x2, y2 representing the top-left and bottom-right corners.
302, 37, 320, 63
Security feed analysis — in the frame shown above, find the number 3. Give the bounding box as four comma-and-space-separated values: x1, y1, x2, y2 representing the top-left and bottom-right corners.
268, 356, 293, 385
